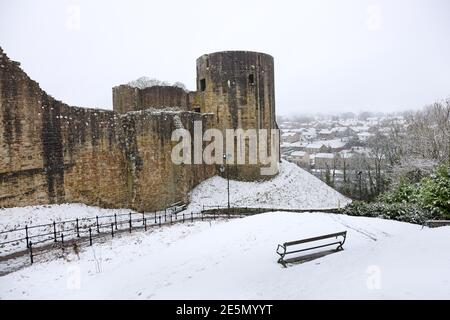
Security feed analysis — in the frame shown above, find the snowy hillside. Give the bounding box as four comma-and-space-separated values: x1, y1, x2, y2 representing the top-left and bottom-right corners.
0, 161, 349, 233
0, 212, 448, 299
187, 160, 351, 211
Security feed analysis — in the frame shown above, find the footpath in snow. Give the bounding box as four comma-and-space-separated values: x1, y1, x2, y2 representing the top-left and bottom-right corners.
0, 212, 448, 299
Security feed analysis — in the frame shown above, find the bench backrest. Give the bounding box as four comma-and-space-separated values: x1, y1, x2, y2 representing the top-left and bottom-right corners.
283, 231, 347, 247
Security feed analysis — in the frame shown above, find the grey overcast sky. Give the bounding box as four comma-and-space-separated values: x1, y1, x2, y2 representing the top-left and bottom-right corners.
1, 0, 449, 116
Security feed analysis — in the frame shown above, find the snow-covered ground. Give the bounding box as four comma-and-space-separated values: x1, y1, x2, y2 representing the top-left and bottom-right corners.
1, 212, 448, 299
0, 161, 349, 234
187, 160, 351, 212
0, 204, 138, 234
1, 163, 446, 299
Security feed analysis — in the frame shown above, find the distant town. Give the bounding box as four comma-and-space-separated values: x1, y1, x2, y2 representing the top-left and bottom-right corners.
278, 111, 408, 200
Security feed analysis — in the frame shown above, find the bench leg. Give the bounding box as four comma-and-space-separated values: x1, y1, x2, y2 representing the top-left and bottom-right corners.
278, 257, 287, 268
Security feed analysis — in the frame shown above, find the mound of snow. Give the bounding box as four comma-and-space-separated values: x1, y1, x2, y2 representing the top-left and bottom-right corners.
187, 160, 351, 211
0, 212, 448, 299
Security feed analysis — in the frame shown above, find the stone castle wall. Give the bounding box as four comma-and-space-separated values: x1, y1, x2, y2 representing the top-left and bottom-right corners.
0, 48, 215, 211
112, 84, 192, 114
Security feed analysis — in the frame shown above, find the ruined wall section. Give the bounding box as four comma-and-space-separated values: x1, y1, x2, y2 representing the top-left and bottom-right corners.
112, 85, 138, 114
0, 48, 49, 206
113, 85, 191, 114
128, 110, 215, 211
0, 48, 215, 211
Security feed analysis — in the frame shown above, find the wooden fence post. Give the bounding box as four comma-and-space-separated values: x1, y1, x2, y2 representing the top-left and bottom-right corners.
89, 228, 92, 246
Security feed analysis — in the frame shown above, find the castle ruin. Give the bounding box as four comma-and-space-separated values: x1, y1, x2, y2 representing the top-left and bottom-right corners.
0, 48, 278, 211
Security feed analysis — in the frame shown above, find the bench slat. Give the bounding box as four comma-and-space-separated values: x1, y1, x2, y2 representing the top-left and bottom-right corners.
283, 231, 346, 247
286, 241, 342, 255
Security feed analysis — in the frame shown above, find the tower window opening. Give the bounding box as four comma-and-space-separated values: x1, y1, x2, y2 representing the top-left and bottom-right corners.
200, 79, 206, 91
248, 74, 255, 84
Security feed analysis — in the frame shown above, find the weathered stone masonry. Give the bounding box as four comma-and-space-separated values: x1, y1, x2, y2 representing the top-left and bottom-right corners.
0, 47, 215, 211
112, 85, 193, 114
196, 51, 278, 180
0, 48, 278, 211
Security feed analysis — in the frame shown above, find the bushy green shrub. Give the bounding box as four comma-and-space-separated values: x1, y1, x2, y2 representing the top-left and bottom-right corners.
377, 178, 419, 203
416, 165, 450, 218
341, 201, 434, 224
372, 164, 450, 220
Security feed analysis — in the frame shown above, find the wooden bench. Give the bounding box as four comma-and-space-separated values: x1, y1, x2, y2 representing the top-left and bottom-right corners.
276, 231, 347, 267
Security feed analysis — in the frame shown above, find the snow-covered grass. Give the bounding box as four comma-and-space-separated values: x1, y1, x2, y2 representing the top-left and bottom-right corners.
1, 212, 448, 299
0, 161, 348, 234
2, 162, 446, 299
187, 160, 351, 212
0, 204, 138, 234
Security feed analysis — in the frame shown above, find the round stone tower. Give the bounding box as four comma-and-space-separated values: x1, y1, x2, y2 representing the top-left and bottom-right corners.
196, 51, 279, 181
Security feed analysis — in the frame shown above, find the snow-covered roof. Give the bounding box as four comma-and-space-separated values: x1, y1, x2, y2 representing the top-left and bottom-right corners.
350, 126, 370, 133
291, 151, 307, 157
282, 132, 298, 137
306, 139, 347, 150
289, 141, 308, 148
315, 153, 335, 159
331, 126, 350, 132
